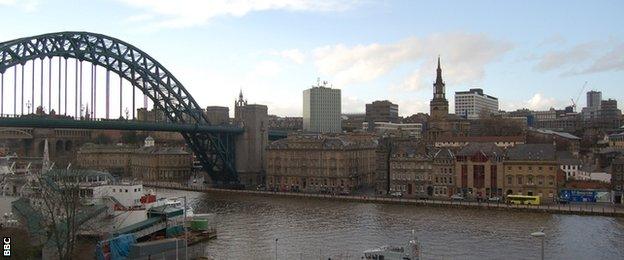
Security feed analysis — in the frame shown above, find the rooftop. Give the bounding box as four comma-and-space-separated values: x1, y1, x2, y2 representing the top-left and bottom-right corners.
506, 144, 556, 161
456, 142, 504, 157
531, 128, 581, 140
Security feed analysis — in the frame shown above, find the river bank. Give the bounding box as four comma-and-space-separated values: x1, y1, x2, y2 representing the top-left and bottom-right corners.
143, 181, 624, 218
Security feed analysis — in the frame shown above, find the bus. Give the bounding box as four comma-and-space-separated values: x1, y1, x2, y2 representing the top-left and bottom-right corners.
506, 195, 541, 205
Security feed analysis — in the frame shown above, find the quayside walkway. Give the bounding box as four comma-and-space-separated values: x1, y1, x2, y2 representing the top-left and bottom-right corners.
144, 181, 624, 218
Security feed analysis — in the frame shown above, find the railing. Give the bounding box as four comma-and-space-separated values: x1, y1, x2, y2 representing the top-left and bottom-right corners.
142, 181, 624, 217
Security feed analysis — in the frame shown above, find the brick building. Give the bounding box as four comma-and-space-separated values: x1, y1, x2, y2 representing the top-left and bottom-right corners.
455, 142, 504, 199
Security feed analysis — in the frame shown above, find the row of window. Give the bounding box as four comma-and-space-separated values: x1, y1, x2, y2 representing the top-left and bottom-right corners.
507, 166, 555, 171
506, 175, 555, 186
111, 187, 142, 193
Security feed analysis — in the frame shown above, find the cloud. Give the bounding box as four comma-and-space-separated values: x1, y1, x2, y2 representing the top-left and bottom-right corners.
0, 0, 38, 12
538, 34, 566, 47
342, 96, 366, 114
526, 93, 558, 110
116, 0, 356, 29
249, 60, 282, 77
534, 42, 595, 72
534, 40, 624, 76
390, 68, 426, 92
313, 32, 513, 89
501, 93, 563, 111
271, 49, 306, 64
574, 42, 624, 75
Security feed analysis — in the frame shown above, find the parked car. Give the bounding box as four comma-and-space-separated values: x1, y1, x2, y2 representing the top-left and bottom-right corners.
451, 194, 465, 201
488, 196, 502, 203
390, 191, 403, 197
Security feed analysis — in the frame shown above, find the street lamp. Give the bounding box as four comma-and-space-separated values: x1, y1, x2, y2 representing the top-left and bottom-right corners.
275, 238, 278, 260
531, 228, 545, 260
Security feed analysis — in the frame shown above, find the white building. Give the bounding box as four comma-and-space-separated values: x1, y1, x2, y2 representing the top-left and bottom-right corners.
454, 88, 499, 119
557, 151, 582, 180
303, 81, 341, 133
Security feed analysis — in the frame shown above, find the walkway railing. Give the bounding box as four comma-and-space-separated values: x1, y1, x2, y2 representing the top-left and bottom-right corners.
143, 181, 624, 217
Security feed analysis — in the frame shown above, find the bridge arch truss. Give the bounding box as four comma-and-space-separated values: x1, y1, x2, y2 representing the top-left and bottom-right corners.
0, 32, 238, 183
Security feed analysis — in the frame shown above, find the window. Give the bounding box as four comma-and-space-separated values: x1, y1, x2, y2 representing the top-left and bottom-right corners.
507, 176, 512, 185
517, 176, 523, 185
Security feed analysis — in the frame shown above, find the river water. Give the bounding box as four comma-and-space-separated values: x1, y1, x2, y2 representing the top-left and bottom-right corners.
154, 189, 624, 260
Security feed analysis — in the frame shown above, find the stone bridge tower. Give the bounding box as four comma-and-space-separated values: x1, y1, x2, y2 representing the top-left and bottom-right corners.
234, 90, 268, 188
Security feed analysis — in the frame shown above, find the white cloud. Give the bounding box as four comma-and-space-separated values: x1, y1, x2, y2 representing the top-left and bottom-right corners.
390, 68, 426, 92
534, 40, 624, 76
394, 99, 429, 117
575, 42, 624, 75
116, 0, 356, 29
313, 32, 512, 89
534, 42, 595, 72
342, 96, 366, 114
249, 60, 282, 77
526, 93, 557, 110
273, 49, 306, 64
0, 0, 38, 12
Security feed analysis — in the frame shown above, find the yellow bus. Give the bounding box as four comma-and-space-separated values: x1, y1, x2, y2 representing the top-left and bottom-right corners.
506, 195, 541, 205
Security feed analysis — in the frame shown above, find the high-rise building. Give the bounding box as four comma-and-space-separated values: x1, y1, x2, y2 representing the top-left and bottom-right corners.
365, 100, 399, 125
587, 90, 602, 108
303, 81, 341, 133
454, 88, 499, 119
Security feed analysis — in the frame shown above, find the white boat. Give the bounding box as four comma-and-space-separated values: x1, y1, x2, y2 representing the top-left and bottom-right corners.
161, 198, 194, 217
363, 231, 421, 260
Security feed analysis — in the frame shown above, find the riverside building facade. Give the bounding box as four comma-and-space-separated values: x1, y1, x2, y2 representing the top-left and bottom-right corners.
455, 142, 504, 199
503, 144, 558, 200
266, 133, 376, 193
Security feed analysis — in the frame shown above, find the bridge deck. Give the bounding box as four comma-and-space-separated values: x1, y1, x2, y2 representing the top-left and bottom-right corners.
0, 117, 244, 133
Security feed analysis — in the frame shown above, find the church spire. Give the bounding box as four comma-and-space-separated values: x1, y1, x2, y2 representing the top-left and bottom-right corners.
435, 55, 444, 86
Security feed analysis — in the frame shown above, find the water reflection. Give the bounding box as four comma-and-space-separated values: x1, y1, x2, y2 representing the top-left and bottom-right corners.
159, 189, 624, 259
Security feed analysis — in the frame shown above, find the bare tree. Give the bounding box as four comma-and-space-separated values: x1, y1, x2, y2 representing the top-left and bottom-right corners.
24, 171, 107, 259
37, 172, 83, 259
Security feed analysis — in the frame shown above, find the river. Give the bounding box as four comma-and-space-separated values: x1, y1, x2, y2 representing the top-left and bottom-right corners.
153, 189, 624, 260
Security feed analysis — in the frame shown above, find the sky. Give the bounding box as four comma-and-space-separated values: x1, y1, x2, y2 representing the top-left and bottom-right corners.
0, 0, 623, 117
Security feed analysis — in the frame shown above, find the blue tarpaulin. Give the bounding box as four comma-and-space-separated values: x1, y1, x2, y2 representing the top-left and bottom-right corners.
96, 234, 136, 260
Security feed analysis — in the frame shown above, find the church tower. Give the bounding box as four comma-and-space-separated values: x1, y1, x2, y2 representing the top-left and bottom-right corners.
429, 56, 449, 121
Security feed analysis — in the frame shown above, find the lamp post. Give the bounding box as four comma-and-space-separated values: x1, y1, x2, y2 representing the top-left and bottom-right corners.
275, 238, 278, 260
531, 228, 545, 260
183, 196, 188, 260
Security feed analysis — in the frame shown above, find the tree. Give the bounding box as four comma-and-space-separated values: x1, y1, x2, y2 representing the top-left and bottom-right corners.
20, 171, 107, 259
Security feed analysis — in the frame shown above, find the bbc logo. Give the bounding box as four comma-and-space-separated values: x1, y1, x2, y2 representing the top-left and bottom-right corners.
2, 237, 9, 257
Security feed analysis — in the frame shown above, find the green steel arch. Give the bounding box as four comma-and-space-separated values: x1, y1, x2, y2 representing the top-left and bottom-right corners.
0, 31, 239, 184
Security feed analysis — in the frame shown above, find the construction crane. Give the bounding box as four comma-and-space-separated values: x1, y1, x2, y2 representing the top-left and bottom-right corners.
570, 81, 588, 112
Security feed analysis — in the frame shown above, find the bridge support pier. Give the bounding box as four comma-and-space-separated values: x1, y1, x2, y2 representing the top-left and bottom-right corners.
234, 101, 268, 189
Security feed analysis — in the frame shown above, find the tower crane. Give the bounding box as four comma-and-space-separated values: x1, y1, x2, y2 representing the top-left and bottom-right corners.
571, 81, 588, 112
